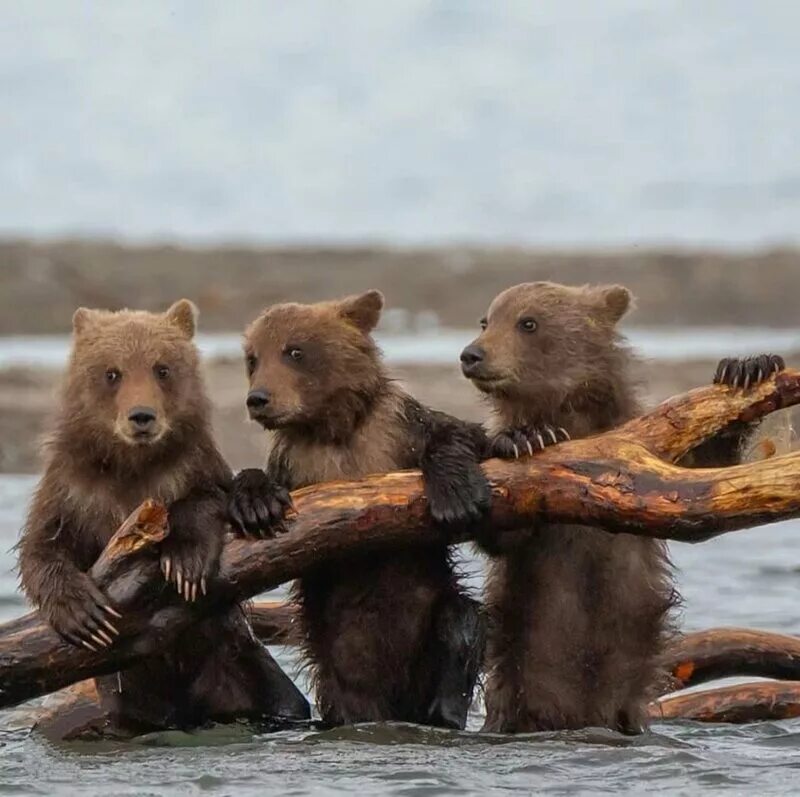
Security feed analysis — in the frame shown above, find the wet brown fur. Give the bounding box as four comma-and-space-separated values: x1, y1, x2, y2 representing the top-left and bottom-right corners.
464, 282, 676, 734
240, 292, 487, 728
18, 301, 308, 733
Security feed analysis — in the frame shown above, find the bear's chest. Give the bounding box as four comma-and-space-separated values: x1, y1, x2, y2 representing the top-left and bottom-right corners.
284, 430, 403, 488
64, 466, 193, 545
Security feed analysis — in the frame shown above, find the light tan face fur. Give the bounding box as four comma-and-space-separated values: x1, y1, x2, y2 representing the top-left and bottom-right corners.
67, 299, 201, 447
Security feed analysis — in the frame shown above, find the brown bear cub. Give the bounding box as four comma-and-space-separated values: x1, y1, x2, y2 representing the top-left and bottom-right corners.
460, 281, 784, 734
229, 290, 490, 729
18, 300, 309, 733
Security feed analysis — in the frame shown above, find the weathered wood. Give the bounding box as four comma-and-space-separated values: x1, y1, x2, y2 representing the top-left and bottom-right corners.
649, 681, 800, 723
3, 369, 800, 709
0, 501, 169, 707
662, 628, 800, 690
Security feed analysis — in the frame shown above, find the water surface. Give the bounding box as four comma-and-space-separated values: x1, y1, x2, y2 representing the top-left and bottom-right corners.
0, 476, 798, 795
0, 326, 797, 369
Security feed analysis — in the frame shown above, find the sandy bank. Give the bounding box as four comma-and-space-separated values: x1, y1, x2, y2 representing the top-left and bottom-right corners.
1, 240, 799, 333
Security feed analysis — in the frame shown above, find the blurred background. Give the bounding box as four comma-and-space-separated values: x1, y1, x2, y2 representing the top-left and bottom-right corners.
0, 0, 798, 476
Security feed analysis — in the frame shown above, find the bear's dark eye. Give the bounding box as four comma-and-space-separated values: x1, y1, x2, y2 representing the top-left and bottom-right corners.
284, 346, 304, 363
105, 368, 121, 385
517, 317, 537, 333
246, 354, 257, 375
154, 364, 170, 381
479, 317, 488, 331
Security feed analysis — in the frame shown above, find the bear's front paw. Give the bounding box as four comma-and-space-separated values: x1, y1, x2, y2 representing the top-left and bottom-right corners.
489, 424, 570, 459
228, 468, 293, 538
713, 354, 785, 390
161, 500, 224, 602
426, 462, 492, 529
46, 573, 121, 652
160, 531, 221, 603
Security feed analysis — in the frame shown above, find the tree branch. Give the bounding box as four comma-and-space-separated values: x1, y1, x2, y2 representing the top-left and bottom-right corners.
2, 370, 800, 709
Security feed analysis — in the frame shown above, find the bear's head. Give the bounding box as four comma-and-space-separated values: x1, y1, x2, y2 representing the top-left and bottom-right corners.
62, 299, 207, 459
460, 281, 634, 406
243, 290, 386, 435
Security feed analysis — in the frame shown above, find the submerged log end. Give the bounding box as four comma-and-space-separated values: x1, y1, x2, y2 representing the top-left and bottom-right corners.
650, 681, 800, 724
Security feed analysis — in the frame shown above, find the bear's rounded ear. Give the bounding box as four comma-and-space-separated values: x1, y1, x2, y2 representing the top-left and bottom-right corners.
165, 298, 199, 339
597, 285, 634, 324
338, 290, 384, 333
72, 307, 98, 335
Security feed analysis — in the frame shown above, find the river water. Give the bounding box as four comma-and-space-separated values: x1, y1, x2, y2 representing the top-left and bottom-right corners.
0, 327, 798, 370
0, 470, 799, 794
0, 328, 798, 794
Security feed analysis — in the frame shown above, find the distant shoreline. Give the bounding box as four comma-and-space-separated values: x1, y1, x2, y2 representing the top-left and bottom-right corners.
1, 239, 799, 333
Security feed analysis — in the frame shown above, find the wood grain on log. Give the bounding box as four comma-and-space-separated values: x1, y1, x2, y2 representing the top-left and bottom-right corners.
649, 682, 800, 723
2, 370, 800, 709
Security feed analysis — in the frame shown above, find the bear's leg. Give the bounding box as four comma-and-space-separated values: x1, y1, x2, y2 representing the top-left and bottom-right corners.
186, 607, 310, 726
425, 592, 485, 730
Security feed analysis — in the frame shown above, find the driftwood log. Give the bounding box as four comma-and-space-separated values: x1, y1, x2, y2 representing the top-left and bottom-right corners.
2, 369, 800, 710
650, 682, 800, 723
662, 628, 800, 690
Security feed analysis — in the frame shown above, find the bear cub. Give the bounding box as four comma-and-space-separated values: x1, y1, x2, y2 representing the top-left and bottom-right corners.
461, 280, 785, 734
18, 300, 308, 734
229, 290, 490, 729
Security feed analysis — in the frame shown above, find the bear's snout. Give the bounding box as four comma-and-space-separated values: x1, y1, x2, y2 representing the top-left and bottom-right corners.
246, 389, 271, 419
460, 344, 485, 377
127, 405, 158, 434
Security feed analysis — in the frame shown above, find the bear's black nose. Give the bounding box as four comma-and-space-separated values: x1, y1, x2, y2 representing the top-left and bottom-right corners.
246, 389, 271, 412
460, 344, 485, 370
128, 406, 157, 431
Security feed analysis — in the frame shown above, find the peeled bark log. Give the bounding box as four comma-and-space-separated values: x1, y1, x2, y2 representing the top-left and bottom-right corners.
662, 628, 800, 690
649, 682, 800, 723
0, 501, 168, 707
2, 369, 800, 709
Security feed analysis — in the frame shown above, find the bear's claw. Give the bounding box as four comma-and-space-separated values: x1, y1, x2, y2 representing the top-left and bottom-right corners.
161, 497, 224, 602
713, 354, 785, 390
47, 573, 121, 651
490, 424, 569, 460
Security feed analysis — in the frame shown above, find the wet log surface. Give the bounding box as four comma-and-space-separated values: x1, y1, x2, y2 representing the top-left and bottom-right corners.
0, 501, 170, 707
663, 628, 800, 690
649, 681, 800, 723
2, 370, 800, 709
